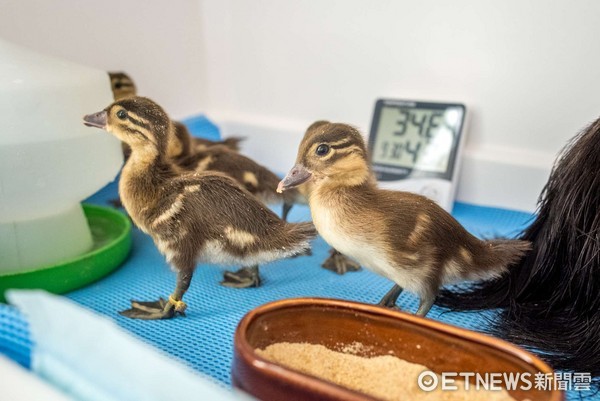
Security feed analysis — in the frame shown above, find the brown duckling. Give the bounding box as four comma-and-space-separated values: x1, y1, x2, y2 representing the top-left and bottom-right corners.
175, 143, 306, 287
82, 96, 316, 320
278, 122, 530, 316
108, 71, 243, 154
109, 71, 304, 262
107, 71, 243, 208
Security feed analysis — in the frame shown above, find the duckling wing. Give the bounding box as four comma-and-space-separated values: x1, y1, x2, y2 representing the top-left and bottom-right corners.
377, 189, 477, 249
177, 146, 289, 205
176, 148, 215, 171
177, 172, 282, 232
167, 173, 315, 259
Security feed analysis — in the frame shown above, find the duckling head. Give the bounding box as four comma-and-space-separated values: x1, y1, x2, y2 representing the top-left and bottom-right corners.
278, 122, 372, 193
108, 71, 137, 100
83, 96, 170, 158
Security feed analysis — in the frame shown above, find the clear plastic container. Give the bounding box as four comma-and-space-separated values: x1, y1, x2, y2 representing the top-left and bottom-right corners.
0, 39, 122, 272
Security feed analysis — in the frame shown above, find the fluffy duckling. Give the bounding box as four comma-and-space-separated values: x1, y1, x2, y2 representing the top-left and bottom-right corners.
108, 71, 243, 154
83, 96, 316, 319
174, 140, 306, 287
278, 122, 531, 316
107, 72, 243, 208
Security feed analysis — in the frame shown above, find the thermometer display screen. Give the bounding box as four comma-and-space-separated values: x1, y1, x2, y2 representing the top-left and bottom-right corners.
369, 100, 465, 180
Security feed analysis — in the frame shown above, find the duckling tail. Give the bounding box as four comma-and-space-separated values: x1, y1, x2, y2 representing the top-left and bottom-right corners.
462, 239, 531, 282
282, 222, 317, 256
221, 136, 245, 151
483, 239, 531, 273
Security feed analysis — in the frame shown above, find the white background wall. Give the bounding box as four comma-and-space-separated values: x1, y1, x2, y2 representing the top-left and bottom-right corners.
198, 0, 600, 211
2, 0, 600, 211
0, 0, 206, 119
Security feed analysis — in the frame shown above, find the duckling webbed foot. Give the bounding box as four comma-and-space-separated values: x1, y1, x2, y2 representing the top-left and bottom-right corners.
321, 249, 361, 274
378, 284, 404, 310
119, 295, 187, 320
131, 298, 166, 311
221, 265, 261, 288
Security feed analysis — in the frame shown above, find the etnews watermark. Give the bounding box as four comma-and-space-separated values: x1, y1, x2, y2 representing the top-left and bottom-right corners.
417, 371, 592, 392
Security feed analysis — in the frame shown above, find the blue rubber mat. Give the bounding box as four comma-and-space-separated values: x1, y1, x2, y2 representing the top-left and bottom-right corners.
0, 115, 596, 400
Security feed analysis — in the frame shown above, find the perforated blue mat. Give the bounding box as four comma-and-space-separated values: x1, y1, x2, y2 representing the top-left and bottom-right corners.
0, 116, 596, 400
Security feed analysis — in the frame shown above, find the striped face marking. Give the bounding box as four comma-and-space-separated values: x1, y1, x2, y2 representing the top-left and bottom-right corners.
107, 107, 154, 144
294, 123, 371, 187
102, 97, 174, 156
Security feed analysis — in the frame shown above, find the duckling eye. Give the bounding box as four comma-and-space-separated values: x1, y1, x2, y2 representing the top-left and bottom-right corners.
116, 110, 128, 120
316, 144, 330, 156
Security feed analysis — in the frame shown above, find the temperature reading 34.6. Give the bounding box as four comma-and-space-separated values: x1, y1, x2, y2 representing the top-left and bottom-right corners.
373, 107, 461, 174
367, 99, 466, 211
395, 109, 443, 138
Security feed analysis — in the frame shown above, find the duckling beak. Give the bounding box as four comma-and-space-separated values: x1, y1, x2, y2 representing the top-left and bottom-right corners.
83, 111, 108, 129
277, 164, 312, 193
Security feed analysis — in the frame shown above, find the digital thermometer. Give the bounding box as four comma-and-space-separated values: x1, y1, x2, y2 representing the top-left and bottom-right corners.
367, 99, 467, 211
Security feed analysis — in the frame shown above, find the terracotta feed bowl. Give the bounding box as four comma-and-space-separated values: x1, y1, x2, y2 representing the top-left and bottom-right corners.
232, 298, 562, 401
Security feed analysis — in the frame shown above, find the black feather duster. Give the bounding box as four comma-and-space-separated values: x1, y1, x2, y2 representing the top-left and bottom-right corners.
437, 116, 600, 382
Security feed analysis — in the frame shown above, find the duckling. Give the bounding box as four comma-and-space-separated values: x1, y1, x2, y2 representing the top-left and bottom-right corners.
107, 72, 243, 208
278, 122, 531, 316
108, 71, 243, 154
82, 96, 316, 319
174, 141, 306, 287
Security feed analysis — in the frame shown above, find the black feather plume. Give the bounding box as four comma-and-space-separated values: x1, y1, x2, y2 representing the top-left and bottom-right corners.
437, 116, 600, 381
